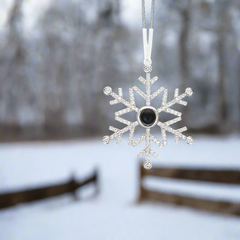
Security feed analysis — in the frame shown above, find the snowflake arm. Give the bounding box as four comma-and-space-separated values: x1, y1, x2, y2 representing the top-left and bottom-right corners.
158, 88, 192, 113
157, 87, 194, 146
102, 86, 139, 145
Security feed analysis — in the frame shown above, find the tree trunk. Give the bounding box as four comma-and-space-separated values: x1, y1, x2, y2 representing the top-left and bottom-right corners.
178, 7, 190, 124
217, 6, 228, 132
3, 0, 24, 125
179, 9, 190, 93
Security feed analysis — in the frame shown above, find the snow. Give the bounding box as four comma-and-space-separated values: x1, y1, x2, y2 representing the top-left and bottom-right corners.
0, 136, 240, 240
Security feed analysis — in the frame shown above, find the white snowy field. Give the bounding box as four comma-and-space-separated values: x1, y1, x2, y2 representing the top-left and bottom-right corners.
0, 136, 240, 240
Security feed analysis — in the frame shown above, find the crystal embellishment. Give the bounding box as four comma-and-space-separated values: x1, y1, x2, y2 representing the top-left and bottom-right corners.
103, 86, 112, 96
103, 66, 194, 170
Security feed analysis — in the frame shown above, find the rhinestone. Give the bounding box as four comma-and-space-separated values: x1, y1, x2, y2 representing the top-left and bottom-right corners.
143, 65, 152, 73
186, 136, 194, 145
103, 86, 112, 96
103, 136, 110, 144
144, 161, 152, 170
118, 88, 123, 96
185, 88, 193, 96
150, 76, 158, 85
138, 76, 147, 85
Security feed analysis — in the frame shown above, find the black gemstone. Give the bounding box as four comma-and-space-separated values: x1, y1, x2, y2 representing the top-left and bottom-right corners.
140, 108, 156, 126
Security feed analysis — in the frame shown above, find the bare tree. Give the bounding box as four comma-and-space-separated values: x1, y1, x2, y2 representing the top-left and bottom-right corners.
167, 0, 191, 92
79, 0, 124, 134
0, 0, 38, 131
179, 7, 191, 93
0, 0, 24, 125
216, 0, 232, 132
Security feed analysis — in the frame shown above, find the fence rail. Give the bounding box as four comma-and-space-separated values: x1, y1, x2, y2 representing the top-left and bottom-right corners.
0, 169, 98, 209
139, 165, 240, 216
141, 167, 240, 184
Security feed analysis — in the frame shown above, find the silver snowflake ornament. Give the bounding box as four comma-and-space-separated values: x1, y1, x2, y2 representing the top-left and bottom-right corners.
102, 66, 194, 170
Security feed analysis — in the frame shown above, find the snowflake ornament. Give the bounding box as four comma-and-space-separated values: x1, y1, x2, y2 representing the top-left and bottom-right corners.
102, 65, 194, 170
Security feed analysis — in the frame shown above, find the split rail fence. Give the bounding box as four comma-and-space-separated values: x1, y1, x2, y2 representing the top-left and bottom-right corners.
0, 169, 98, 209
139, 165, 240, 216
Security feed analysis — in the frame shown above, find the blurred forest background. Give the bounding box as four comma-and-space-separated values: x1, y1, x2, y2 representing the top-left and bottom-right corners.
0, 0, 240, 142
1, 1, 240, 240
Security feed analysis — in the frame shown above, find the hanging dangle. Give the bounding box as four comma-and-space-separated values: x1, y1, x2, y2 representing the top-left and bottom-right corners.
102, 0, 194, 170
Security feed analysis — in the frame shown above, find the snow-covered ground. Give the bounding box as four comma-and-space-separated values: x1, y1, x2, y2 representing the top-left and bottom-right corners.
0, 136, 240, 240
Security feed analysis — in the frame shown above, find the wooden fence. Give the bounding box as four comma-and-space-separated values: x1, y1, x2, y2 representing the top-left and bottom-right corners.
139, 165, 240, 216
0, 169, 98, 209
